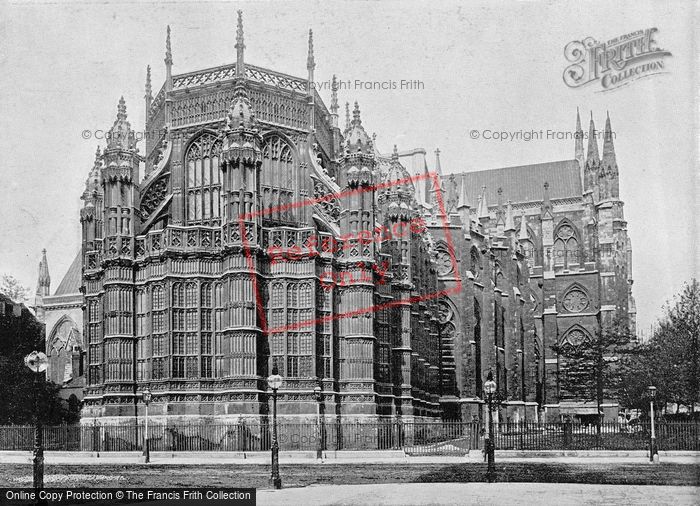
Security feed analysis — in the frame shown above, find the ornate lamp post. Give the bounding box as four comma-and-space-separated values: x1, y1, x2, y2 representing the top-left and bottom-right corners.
314, 386, 323, 459
483, 371, 497, 483
648, 385, 658, 463
267, 365, 283, 489
142, 388, 152, 463
24, 351, 48, 492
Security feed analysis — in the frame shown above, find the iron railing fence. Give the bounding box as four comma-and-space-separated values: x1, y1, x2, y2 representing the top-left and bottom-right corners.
0, 421, 698, 453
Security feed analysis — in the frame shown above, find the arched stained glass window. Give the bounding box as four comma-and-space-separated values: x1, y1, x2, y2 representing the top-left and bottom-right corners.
186, 132, 223, 226
553, 222, 580, 268
260, 135, 297, 224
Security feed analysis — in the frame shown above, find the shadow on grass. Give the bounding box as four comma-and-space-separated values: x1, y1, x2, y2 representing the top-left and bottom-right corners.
412, 463, 700, 486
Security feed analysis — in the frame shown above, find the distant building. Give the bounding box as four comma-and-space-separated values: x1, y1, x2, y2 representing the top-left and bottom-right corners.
45, 13, 633, 424
33, 249, 85, 402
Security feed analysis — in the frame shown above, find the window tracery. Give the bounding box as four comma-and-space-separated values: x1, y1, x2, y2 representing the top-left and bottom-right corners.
185, 132, 222, 226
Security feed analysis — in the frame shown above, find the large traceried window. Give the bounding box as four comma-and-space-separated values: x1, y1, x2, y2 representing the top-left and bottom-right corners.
186, 132, 223, 226
260, 135, 297, 225
553, 222, 580, 268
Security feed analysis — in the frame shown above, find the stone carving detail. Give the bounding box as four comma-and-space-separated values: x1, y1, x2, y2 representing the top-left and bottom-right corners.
313, 178, 340, 222
141, 175, 169, 220
560, 328, 589, 349
437, 300, 453, 324
563, 289, 589, 313
435, 250, 454, 276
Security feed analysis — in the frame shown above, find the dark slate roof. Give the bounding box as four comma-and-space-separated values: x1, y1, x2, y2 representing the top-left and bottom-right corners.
54, 251, 82, 296
450, 159, 582, 206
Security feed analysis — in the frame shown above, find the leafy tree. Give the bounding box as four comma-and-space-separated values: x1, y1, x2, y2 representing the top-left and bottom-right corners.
552, 316, 634, 426
0, 293, 70, 424
0, 275, 31, 303
646, 279, 700, 414
614, 343, 655, 415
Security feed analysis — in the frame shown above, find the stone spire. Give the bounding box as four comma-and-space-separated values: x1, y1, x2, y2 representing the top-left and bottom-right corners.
478, 186, 489, 220
505, 200, 516, 232
36, 249, 50, 297
306, 29, 315, 130
575, 107, 585, 181
457, 174, 471, 231
235, 10, 245, 78
518, 210, 529, 240
586, 112, 599, 166
457, 174, 470, 210
541, 181, 553, 219
602, 112, 617, 170
145, 65, 152, 113
434, 148, 443, 176
345, 101, 372, 154
601, 111, 619, 199
145, 65, 152, 98
330, 74, 339, 126
106, 97, 135, 150
84, 145, 103, 197
307, 29, 315, 76
165, 25, 173, 91
496, 187, 505, 230
344, 102, 350, 132
226, 80, 256, 130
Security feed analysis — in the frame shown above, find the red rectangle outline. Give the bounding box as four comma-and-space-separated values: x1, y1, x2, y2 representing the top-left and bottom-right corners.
238, 171, 462, 334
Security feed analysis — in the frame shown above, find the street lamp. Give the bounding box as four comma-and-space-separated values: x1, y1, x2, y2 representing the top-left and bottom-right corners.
648, 385, 658, 463
267, 365, 283, 489
313, 386, 323, 459
142, 388, 152, 463
483, 371, 497, 483
24, 350, 48, 492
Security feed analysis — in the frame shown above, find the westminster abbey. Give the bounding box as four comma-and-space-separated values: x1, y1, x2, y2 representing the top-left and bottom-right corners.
35, 12, 635, 424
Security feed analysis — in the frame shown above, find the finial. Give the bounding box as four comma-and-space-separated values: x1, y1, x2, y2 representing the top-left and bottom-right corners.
117, 96, 127, 119
307, 29, 315, 71
435, 148, 442, 175
145, 65, 152, 98
330, 74, 339, 114
345, 101, 350, 131
37, 248, 50, 294
94, 145, 102, 164
478, 185, 489, 219
165, 25, 172, 65
505, 200, 515, 231
518, 210, 528, 240
235, 10, 245, 78
392, 144, 399, 160
352, 101, 361, 125
457, 173, 470, 210
541, 181, 552, 217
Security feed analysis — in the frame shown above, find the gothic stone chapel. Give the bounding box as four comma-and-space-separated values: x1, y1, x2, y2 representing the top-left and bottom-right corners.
34, 12, 635, 427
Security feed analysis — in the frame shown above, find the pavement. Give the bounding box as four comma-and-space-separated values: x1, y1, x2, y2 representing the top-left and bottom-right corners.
0, 449, 699, 465
255, 483, 700, 505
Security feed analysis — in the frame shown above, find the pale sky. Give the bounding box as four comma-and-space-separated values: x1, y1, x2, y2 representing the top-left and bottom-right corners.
0, 0, 696, 335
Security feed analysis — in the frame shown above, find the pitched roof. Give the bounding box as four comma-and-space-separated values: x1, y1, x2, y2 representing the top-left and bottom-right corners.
54, 251, 82, 296
451, 159, 581, 207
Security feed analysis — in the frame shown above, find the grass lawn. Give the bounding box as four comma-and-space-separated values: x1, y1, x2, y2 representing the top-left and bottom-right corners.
0, 463, 698, 489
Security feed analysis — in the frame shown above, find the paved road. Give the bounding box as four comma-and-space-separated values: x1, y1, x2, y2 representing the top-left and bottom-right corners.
257, 483, 699, 506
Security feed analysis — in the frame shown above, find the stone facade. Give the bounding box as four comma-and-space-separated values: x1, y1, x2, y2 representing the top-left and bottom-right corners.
38, 13, 634, 424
